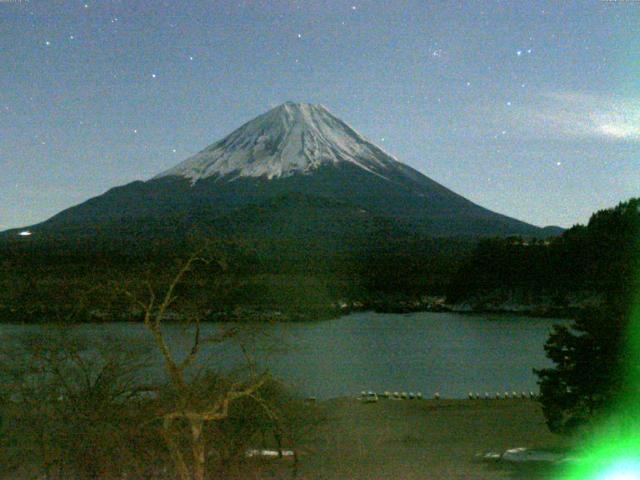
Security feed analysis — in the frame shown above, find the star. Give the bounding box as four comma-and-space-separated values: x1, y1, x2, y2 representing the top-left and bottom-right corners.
151, 73, 157, 78
297, 33, 302, 39
556, 161, 562, 166
133, 129, 138, 134
351, 5, 357, 10
45, 40, 51, 46
516, 50, 522, 56
172, 148, 177, 153
527, 48, 532, 54
69, 35, 75, 40
189, 55, 194, 61
506, 101, 512, 106
83, 3, 89, 8
466, 81, 471, 86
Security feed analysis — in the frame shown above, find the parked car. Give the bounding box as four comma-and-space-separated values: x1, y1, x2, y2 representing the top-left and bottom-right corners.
361, 391, 379, 403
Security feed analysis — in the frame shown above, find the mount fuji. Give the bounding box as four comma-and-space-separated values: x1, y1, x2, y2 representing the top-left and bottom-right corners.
7, 102, 557, 241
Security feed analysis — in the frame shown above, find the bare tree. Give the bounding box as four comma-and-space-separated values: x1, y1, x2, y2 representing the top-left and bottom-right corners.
125, 251, 269, 480
0, 328, 158, 480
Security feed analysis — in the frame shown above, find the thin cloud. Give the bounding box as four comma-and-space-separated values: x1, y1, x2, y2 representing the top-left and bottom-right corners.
493, 92, 640, 142
510, 92, 640, 141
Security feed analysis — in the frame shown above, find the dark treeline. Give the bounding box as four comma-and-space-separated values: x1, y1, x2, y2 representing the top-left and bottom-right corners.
0, 229, 474, 323
530, 200, 640, 436
447, 198, 640, 311
2, 198, 637, 323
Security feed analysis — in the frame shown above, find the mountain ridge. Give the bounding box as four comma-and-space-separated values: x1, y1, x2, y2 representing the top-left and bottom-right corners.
3, 102, 560, 240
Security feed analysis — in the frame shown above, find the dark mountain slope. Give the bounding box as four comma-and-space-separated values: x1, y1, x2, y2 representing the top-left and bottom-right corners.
3, 102, 554, 242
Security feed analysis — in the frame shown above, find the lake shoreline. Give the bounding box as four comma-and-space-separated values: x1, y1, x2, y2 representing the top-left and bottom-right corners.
1, 287, 586, 324
0, 304, 573, 324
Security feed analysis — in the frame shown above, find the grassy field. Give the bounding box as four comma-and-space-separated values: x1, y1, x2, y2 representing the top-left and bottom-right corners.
294, 397, 572, 480
0, 394, 574, 479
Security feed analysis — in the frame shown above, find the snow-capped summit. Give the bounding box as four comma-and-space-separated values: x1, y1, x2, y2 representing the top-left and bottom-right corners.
155, 102, 399, 183
9, 101, 550, 240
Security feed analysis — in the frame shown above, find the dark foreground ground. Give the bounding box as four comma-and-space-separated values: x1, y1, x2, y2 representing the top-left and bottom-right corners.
1, 396, 573, 479
292, 398, 571, 480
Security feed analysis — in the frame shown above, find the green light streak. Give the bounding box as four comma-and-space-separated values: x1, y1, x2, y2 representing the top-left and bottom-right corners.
555, 211, 640, 479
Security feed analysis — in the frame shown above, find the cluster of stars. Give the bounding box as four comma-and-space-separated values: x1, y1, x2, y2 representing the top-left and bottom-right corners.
482, 40, 538, 150
25, 1, 600, 179
39, 2, 198, 88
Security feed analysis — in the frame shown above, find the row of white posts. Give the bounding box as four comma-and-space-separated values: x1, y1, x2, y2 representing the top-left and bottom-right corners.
357, 390, 540, 400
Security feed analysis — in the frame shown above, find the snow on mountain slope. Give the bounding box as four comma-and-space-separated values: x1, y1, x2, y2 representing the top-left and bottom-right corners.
2, 101, 548, 239
155, 102, 401, 183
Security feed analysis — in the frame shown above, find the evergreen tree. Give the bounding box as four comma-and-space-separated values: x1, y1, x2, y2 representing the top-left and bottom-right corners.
535, 307, 628, 434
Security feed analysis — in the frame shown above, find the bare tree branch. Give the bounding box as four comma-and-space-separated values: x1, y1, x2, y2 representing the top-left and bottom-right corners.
120, 246, 275, 480
178, 319, 201, 371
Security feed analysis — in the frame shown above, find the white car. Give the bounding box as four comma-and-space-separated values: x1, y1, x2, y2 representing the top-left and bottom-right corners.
246, 449, 295, 459
501, 448, 564, 463
361, 391, 379, 403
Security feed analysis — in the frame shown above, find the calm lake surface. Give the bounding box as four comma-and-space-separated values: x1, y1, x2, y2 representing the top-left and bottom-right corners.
0, 312, 567, 399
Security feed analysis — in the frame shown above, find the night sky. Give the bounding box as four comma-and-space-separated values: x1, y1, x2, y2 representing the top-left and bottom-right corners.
1, 0, 638, 230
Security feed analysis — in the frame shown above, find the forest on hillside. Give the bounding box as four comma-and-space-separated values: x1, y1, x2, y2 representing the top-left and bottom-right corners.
0, 231, 473, 323
0, 198, 637, 323
447, 198, 640, 312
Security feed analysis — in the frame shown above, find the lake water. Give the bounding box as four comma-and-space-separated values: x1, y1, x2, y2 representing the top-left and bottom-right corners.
0, 312, 567, 399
